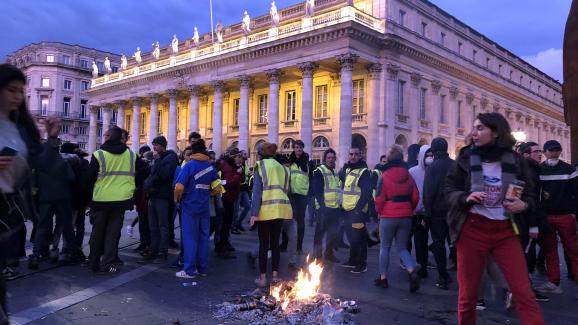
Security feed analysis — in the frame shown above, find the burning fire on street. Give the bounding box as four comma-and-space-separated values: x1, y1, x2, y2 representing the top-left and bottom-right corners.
214, 257, 359, 325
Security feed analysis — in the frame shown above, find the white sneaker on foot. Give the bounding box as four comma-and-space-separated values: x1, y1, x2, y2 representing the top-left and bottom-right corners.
535, 281, 562, 294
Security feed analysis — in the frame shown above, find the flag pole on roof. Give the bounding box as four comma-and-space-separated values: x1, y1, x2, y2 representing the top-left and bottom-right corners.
210, 0, 214, 43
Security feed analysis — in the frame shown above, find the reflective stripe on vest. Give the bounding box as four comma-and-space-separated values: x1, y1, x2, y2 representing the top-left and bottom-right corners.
289, 163, 309, 195
195, 184, 210, 190
341, 167, 367, 212
195, 166, 214, 180
92, 149, 136, 202
314, 164, 342, 209
257, 159, 292, 221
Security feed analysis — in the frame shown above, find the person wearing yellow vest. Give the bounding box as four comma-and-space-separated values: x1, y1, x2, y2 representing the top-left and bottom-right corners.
249, 142, 292, 287
87, 126, 149, 273
312, 148, 342, 263
286, 140, 314, 254
339, 147, 373, 274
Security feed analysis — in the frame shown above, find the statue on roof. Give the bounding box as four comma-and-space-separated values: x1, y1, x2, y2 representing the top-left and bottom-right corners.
133, 47, 142, 64
270, 1, 280, 27
104, 57, 112, 73
120, 54, 127, 70
242, 11, 251, 35
92, 60, 98, 78
215, 21, 223, 43
171, 35, 179, 54
152, 41, 160, 60
192, 27, 200, 47
305, 0, 315, 17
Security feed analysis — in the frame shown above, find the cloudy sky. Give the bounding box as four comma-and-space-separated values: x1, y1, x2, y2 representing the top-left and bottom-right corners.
0, 0, 571, 81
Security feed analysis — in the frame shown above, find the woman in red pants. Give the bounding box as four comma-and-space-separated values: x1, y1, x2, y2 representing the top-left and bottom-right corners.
446, 112, 544, 325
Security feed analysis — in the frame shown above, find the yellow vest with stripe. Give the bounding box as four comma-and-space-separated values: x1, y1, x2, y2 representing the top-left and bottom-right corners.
290, 163, 309, 195
314, 164, 342, 209
257, 158, 292, 221
341, 167, 368, 212
92, 149, 136, 202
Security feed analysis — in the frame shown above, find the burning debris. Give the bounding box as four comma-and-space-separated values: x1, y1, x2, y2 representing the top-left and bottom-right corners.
214, 258, 359, 325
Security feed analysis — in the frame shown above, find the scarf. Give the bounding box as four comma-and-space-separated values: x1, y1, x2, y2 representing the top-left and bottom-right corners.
289, 151, 309, 172
470, 145, 517, 200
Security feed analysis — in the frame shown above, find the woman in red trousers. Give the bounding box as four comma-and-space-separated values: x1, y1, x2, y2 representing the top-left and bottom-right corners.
446, 112, 543, 325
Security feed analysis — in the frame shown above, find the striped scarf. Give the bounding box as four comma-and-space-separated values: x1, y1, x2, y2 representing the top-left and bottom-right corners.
470, 146, 517, 200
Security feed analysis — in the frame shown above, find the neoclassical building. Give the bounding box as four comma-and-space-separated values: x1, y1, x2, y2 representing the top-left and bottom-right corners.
6, 42, 120, 150
87, 0, 570, 166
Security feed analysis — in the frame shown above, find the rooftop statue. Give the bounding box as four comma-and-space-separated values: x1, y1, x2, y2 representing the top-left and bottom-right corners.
171, 35, 179, 54
192, 27, 200, 47
104, 57, 111, 73
133, 47, 142, 64
270, 1, 280, 27
242, 11, 251, 35
215, 21, 223, 43
92, 60, 98, 78
152, 41, 160, 60
120, 54, 127, 70
305, 0, 315, 17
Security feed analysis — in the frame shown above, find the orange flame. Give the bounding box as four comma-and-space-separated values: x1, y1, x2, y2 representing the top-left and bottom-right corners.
270, 256, 324, 311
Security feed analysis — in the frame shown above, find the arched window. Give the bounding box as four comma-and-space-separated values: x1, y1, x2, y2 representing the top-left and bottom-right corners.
281, 138, 295, 153
312, 136, 330, 150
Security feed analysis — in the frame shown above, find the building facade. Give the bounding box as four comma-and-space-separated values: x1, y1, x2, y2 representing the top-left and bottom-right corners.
87, 0, 570, 166
6, 42, 120, 150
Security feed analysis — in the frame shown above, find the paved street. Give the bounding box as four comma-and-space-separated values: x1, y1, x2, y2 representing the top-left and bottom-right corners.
5, 211, 578, 325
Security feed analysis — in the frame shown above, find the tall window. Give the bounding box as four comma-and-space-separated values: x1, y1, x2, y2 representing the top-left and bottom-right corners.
519, 75, 524, 85
285, 91, 296, 121
46, 54, 54, 63
77, 126, 87, 135
458, 41, 462, 55
472, 49, 477, 62
352, 80, 365, 115
112, 109, 117, 123
62, 55, 71, 65
498, 64, 503, 74
439, 95, 446, 124
41, 77, 50, 88
421, 22, 427, 37
440, 32, 446, 46
140, 112, 146, 135
126, 114, 132, 132
258, 95, 268, 124
80, 100, 87, 119
96, 61, 104, 72
62, 97, 71, 116
157, 111, 162, 134
41, 96, 49, 116
232, 98, 240, 126
80, 59, 89, 69
457, 100, 462, 128
111, 66, 118, 73
63, 79, 72, 90
419, 88, 427, 120
97, 126, 102, 137
315, 85, 328, 118
98, 108, 102, 121
399, 10, 406, 26
486, 57, 491, 69
81, 81, 90, 91
397, 80, 405, 114
207, 102, 214, 127
61, 124, 70, 134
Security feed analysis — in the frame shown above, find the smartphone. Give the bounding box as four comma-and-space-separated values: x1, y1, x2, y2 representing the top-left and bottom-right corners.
0, 147, 17, 156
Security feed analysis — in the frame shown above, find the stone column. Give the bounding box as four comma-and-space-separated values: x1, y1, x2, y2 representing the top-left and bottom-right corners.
336, 53, 358, 166
266, 69, 281, 144
148, 94, 159, 144
430, 80, 441, 138
448, 87, 459, 157
101, 105, 111, 143
385, 63, 399, 150
465, 93, 475, 132
167, 89, 178, 150
212, 81, 224, 156
88, 106, 98, 153
188, 85, 201, 134
298, 62, 317, 150
115, 100, 126, 129
131, 97, 142, 152
366, 63, 382, 167
409, 73, 421, 144
238, 75, 251, 152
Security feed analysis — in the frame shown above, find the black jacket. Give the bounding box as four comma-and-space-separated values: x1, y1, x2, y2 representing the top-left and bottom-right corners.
311, 164, 338, 210
539, 160, 578, 215
88, 140, 150, 210
144, 150, 178, 200
423, 153, 454, 218
35, 147, 76, 203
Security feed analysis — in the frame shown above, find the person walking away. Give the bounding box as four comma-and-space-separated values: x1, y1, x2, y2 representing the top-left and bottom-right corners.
312, 148, 341, 263
445, 112, 543, 325
141, 136, 178, 264
408, 144, 432, 279
535, 140, 578, 294
87, 126, 149, 273
288, 140, 314, 254
174, 140, 222, 278
340, 147, 372, 274
250, 143, 292, 287
216, 148, 243, 258
374, 145, 421, 291
423, 137, 454, 290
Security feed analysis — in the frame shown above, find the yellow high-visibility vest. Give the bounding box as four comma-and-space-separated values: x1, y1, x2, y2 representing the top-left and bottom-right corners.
289, 162, 309, 195
314, 164, 342, 209
92, 149, 136, 202
341, 167, 368, 212
257, 158, 292, 221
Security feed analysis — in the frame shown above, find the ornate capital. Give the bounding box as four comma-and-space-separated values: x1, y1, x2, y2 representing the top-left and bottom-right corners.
130, 97, 142, 106
366, 63, 382, 80
480, 97, 488, 109
223, 92, 231, 101
336, 53, 358, 72
114, 100, 127, 107
449, 86, 459, 100
298, 62, 318, 78
493, 103, 501, 113
466, 92, 474, 105
266, 69, 282, 84
90, 105, 100, 113
515, 111, 523, 122
386, 63, 399, 80
101, 105, 112, 112
211, 80, 225, 92
167, 89, 178, 98
238, 75, 251, 88
430, 80, 442, 95
187, 85, 202, 96
410, 72, 422, 87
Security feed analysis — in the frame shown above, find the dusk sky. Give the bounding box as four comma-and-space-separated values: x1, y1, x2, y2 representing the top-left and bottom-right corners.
0, 0, 571, 81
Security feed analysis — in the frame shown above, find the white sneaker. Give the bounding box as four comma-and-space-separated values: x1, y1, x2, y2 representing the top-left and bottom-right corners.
126, 225, 133, 237
535, 281, 563, 294
176, 270, 196, 278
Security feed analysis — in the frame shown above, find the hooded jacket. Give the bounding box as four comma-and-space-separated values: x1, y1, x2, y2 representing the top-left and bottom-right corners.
423, 138, 454, 218
375, 159, 419, 218
218, 157, 243, 203
144, 149, 178, 200
88, 140, 150, 210
408, 145, 431, 215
